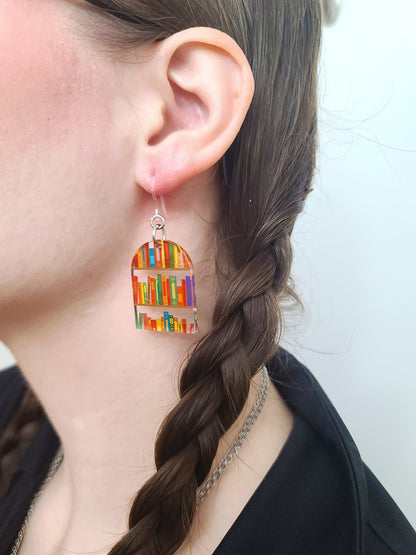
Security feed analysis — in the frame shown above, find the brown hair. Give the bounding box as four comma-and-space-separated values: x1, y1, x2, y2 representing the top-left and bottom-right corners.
0, 1, 322, 553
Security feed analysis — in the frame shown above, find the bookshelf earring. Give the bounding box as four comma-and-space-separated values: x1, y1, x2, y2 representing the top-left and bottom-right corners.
131, 209, 198, 334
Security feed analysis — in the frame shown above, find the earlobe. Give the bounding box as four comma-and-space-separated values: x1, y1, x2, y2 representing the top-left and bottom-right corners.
136, 27, 254, 195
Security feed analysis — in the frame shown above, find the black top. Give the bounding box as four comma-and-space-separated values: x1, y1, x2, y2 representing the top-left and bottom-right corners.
0, 349, 415, 554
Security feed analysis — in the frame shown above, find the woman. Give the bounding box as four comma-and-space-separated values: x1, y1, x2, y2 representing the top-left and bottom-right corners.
0, 1, 414, 554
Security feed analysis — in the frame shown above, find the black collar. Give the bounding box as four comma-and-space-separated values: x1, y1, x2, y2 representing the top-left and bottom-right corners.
268, 348, 367, 553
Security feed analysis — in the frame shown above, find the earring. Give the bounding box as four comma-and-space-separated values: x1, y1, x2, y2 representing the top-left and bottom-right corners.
130, 200, 198, 334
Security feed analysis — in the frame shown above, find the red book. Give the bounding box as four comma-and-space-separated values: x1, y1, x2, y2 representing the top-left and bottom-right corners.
151, 319, 157, 331
162, 276, 168, 305
164, 241, 170, 268
181, 319, 187, 333
132, 254, 138, 268
190, 324, 194, 334
145, 243, 150, 268
142, 313, 148, 330
181, 279, 187, 306
166, 277, 171, 305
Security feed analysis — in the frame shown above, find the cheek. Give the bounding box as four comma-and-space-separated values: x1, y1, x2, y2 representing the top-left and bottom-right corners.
0, 1, 132, 309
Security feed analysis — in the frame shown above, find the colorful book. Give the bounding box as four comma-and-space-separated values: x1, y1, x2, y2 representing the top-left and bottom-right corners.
151, 278, 156, 306
164, 241, 170, 268
181, 318, 187, 334
186, 276, 192, 307
173, 244, 178, 267
145, 244, 150, 268
182, 279, 187, 306
132, 276, 138, 304
162, 276, 168, 305
166, 277, 171, 305
169, 314, 174, 331
170, 276, 178, 306
168, 242, 174, 268
177, 285, 183, 307
164, 311, 170, 331
149, 247, 155, 268
191, 275, 196, 306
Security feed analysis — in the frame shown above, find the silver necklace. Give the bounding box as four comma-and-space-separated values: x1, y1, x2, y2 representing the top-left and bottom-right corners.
10, 366, 269, 553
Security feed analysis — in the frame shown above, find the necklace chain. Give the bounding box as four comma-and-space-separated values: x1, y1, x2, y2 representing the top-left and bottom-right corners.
10, 366, 269, 554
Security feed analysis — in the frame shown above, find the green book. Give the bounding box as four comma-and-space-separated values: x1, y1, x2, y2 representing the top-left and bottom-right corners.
158, 274, 163, 305
143, 282, 147, 304
169, 243, 175, 268
170, 276, 178, 306
169, 314, 174, 332
138, 311, 143, 329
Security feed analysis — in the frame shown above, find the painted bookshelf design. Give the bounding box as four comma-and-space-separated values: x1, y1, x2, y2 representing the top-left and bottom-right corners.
131, 239, 197, 334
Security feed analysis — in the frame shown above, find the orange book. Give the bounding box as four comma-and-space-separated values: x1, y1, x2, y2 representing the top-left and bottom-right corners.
177, 285, 183, 307
181, 319, 187, 334
160, 241, 166, 268
174, 318, 178, 332
138, 283, 144, 305
142, 313, 148, 330
138, 249, 143, 269
132, 276, 138, 304
132, 254, 138, 268
148, 317, 152, 330
162, 276, 168, 305
150, 278, 156, 306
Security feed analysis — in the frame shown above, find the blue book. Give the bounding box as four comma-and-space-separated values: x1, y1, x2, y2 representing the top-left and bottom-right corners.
149, 247, 155, 268
164, 311, 170, 332
186, 276, 192, 307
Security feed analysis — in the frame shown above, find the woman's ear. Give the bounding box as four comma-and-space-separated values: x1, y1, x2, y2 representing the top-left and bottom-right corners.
134, 27, 255, 195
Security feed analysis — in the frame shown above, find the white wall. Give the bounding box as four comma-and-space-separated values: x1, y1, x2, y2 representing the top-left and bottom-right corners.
1, 0, 415, 528
284, 0, 416, 527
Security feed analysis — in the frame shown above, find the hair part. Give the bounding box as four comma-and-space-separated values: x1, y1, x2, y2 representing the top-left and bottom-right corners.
0, 1, 322, 553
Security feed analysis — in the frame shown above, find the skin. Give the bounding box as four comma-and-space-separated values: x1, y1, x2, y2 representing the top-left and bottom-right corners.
0, 1, 294, 553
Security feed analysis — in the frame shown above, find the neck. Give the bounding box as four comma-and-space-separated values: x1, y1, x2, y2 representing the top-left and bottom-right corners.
0, 235, 263, 550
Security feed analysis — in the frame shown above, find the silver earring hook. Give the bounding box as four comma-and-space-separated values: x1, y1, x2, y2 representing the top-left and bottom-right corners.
150, 192, 166, 242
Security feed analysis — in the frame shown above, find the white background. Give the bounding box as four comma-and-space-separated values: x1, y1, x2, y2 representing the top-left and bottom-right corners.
1, 0, 415, 528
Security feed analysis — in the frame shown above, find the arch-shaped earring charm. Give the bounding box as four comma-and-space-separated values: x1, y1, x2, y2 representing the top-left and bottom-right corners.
131, 238, 198, 334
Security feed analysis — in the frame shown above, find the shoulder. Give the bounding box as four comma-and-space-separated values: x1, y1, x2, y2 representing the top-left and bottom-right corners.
265, 348, 416, 554
364, 464, 416, 554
